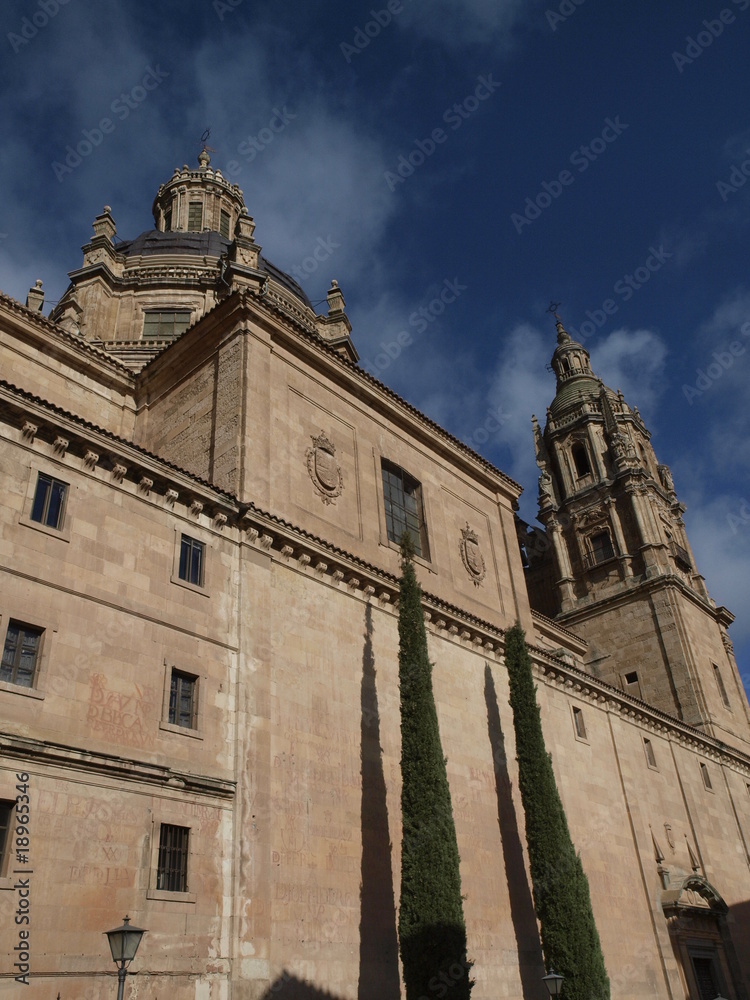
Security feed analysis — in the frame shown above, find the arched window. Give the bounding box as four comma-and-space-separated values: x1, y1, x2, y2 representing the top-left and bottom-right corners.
572, 443, 591, 478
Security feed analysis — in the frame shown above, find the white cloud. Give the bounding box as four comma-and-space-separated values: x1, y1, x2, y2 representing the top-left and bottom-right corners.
398, 0, 544, 49
589, 327, 668, 420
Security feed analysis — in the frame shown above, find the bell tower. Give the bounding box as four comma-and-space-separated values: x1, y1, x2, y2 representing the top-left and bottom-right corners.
522, 313, 750, 749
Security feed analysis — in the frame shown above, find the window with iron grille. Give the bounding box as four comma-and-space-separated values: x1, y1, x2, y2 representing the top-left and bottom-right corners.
169, 670, 197, 728
220, 209, 231, 238
381, 460, 429, 559
157, 824, 189, 892
588, 530, 615, 566
30, 472, 67, 529
1, 622, 43, 688
142, 311, 191, 341
188, 201, 203, 231
179, 535, 205, 587
0, 800, 13, 874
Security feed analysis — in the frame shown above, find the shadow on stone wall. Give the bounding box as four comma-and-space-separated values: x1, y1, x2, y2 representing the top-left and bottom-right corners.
357, 602, 401, 1000
484, 664, 545, 998
262, 971, 348, 1000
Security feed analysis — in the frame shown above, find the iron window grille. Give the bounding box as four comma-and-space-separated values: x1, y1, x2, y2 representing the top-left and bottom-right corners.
188, 202, 203, 231
584, 530, 615, 568
169, 670, 197, 728
1, 622, 42, 687
220, 209, 231, 238
30, 472, 67, 529
381, 460, 429, 559
157, 824, 189, 892
179, 535, 205, 587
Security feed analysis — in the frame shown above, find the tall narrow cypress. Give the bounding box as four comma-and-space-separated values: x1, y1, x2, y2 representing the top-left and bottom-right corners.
397, 535, 472, 1000
504, 623, 609, 1000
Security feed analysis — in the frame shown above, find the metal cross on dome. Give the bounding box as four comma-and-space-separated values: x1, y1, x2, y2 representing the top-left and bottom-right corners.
547, 300, 563, 321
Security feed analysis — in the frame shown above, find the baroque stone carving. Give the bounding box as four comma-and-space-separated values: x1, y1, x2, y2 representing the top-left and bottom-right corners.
306, 431, 343, 504
459, 523, 486, 586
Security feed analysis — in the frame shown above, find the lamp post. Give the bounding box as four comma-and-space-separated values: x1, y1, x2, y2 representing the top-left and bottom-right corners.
542, 969, 564, 998
105, 915, 147, 1000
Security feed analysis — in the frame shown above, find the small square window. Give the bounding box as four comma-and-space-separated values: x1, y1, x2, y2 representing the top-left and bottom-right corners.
572, 706, 587, 740
30, 473, 67, 530
188, 202, 203, 231
0, 800, 14, 875
643, 738, 657, 768
169, 670, 197, 729
157, 823, 189, 892
179, 535, 205, 587
623, 670, 643, 700
220, 209, 231, 238
1, 622, 43, 688
700, 763, 713, 790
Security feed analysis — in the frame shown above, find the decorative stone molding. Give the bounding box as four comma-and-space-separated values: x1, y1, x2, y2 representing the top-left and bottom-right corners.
378, 591, 391, 604
280, 544, 294, 558
459, 523, 486, 586
22, 421, 38, 441
246, 527, 259, 543
112, 463, 127, 482
190, 500, 204, 518
53, 436, 69, 455
306, 431, 343, 504
84, 450, 100, 469
298, 553, 311, 567
332, 569, 344, 583
259, 534, 273, 549
138, 476, 154, 495
435, 619, 446, 630
164, 488, 178, 506
448, 625, 459, 636
459, 629, 471, 641
347, 576, 360, 591
363, 585, 375, 597
213, 512, 228, 530
424, 611, 432, 622
315, 560, 328, 575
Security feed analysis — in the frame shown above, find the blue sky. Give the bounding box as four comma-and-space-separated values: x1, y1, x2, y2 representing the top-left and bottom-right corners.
2, 0, 750, 693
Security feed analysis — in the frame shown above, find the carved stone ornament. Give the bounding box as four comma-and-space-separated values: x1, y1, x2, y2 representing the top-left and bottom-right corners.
459, 523, 486, 586
306, 432, 343, 504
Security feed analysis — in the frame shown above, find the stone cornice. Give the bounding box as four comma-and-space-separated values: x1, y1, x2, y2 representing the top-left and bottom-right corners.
0, 732, 235, 799
530, 644, 750, 773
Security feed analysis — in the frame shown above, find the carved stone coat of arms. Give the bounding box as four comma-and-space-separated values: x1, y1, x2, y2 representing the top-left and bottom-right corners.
306, 432, 343, 504
460, 523, 486, 586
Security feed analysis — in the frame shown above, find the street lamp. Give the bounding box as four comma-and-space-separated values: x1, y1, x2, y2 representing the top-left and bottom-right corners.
542, 969, 565, 997
105, 915, 147, 1000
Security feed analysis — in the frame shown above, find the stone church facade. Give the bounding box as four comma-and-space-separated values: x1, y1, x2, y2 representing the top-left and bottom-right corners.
0, 153, 749, 1000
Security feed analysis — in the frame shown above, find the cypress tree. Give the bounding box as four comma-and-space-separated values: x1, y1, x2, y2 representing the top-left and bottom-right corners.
504, 623, 609, 1000
397, 534, 472, 1000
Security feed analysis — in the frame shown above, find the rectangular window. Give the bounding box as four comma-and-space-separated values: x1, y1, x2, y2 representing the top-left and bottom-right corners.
30, 473, 67, 530
142, 311, 191, 341
643, 738, 657, 768
0, 800, 13, 875
169, 670, 197, 728
381, 460, 429, 559
700, 762, 713, 790
219, 209, 230, 238
164, 205, 172, 232
573, 706, 587, 740
179, 535, 205, 587
623, 670, 643, 700
588, 530, 615, 566
713, 663, 731, 709
188, 202, 203, 231
1, 622, 43, 688
157, 823, 189, 892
